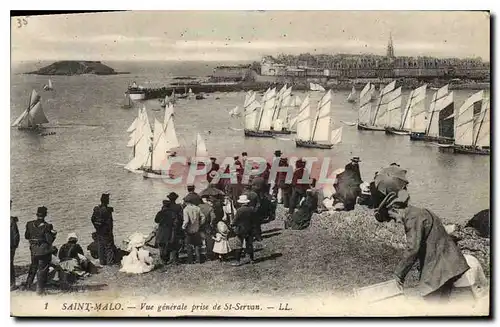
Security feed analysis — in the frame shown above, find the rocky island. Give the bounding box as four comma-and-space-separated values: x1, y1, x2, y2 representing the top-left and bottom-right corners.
26, 61, 129, 75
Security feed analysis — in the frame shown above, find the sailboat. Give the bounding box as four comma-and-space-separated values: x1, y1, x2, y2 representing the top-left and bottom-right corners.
43, 79, 54, 91
370, 84, 377, 102
189, 133, 209, 167
358, 81, 396, 131
449, 91, 489, 155
347, 86, 357, 103
270, 85, 293, 135
296, 90, 342, 149
414, 85, 454, 144
356, 83, 375, 128
12, 89, 50, 131
244, 88, 275, 138
160, 94, 170, 108
309, 82, 326, 92
291, 95, 302, 107
122, 93, 133, 109
383, 87, 405, 135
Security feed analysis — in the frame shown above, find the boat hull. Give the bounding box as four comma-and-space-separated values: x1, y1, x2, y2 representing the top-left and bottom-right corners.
452, 146, 490, 156
269, 129, 292, 135
385, 127, 410, 135
128, 92, 145, 101
244, 129, 275, 138
141, 170, 176, 179
295, 140, 333, 149
410, 133, 454, 144
357, 123, 385, 131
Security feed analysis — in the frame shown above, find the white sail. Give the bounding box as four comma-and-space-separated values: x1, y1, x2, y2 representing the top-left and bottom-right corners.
358, 83, 373, 125
311, 90, 332, 142
244, 92, 260, 130
409, 84, 428, 133
257, 88, 276, 131
29, 102, 49, 125
12, 110, 30, 128
194, 133, 209, 158
163, 109, 180, 151
296, 95, 312, 141
309, 82, 316, 91
347, 86, 356, 102
292, 95, 302, 107
401, 90, 414, 131
48, 79, 53, 89
317, 84, 325, 92
373, 81, 396, 127
474, 98, 490, 147
288, 115, 298, 130
164, 104, 174, 127
330, 127, 343, 145
188, 88, 193, 94
428, 91, 453, 137
151, 118, 170, 171
125, 115, 152, 171
164, 94, 169, 104
273, 119, 284, 131
386, 87, 403, 128
454, 90, 484, 146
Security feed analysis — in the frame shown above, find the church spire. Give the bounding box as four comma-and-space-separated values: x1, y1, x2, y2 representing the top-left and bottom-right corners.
387, 32, 395, 59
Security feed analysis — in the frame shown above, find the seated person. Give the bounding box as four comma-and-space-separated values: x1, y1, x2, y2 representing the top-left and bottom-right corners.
87, 232, 99, 259
120, 233, 155, 274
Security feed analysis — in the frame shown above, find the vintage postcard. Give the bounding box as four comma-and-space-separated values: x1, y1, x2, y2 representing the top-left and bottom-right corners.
10, 10, 490, 317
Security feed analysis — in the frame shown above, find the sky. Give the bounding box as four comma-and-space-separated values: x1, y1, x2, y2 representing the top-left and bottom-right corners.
11, 11, 490, 62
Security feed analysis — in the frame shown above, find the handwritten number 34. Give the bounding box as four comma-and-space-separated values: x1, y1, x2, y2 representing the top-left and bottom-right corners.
17, 18, 28, 28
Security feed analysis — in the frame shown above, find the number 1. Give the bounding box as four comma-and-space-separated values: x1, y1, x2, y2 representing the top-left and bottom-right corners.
44, 302, 48, 310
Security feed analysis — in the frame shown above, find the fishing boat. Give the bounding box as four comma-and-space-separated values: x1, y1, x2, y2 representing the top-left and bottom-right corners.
383, 87, 404, 135
418, 85, 455, 144
229, 106, 241, 117
12, 89, 50, 131
126, 81, 146, 101
43, 79, 54, 91
309, 82, 326, 92
347, 86, 356, 103
296, 90, 342, 149
449, 92, 489, 155
125, 105, 180, 178
358, 81, 396, 131
244, 88, 275, 138
122, 93, 133, 109
270, 85, 293, 135
357, 83, 375, 130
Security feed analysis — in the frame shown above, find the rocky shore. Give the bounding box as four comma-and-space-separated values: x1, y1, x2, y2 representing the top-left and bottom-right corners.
12, 204, 490, 298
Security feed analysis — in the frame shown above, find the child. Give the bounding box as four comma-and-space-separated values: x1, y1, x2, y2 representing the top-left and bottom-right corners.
212, 221, 231, 262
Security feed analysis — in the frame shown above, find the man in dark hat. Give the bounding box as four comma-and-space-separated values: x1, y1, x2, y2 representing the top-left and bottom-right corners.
10, 200, 20, 291
183, 185, 202, 206
241, 152, 248, 168
24, 206, 57, 294
91, 193, 116, 266
333, 157, 363, 211
155, 198, 179, 265
288, 158, 309, 215
199, 194, 217, 260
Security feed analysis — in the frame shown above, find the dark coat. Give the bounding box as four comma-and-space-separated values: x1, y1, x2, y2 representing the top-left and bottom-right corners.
334, 165, 363, 210
207, 163, 220, 183
11, 216, 20, 249
58, 242, 84, 261
395, 206, 470, 296
232, 205, 255, 237
292, 167, 309, 192
25, 219, 56, 256
290, 192, 318, 230
91, 205, 114, 235
155, 206, 178, 245
199, 203, 216, 232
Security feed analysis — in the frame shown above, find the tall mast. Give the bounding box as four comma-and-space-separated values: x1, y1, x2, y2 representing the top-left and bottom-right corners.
403, 91, 416, 130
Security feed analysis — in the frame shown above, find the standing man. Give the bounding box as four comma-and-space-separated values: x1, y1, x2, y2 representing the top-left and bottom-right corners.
24, 206, 57, 295
288, 158, 309, 216
182, 198, 206, 264
10, 200, 20, 291
91, 193, 116, 266
231, 195, 256, 266
155, 199, 178, 265
207, 157, 220, 184
199, 194, 217, 261
183, 185, 203, 206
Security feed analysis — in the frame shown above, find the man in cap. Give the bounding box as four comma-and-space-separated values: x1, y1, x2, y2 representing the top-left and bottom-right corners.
231, 195, 257, 266
182, 196, 206, 264
373, 167, 470, 302
183, 185, 202, 206
10, 200, 20, 291
24, 206, 57, 294
199, 194, 217, 260
91, 193, 116, 266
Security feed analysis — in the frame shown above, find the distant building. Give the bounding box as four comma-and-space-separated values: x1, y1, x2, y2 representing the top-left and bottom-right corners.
211, 64, 251, 81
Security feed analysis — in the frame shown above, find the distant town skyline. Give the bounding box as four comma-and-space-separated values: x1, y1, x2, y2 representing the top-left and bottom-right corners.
11, 11, 490, 62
